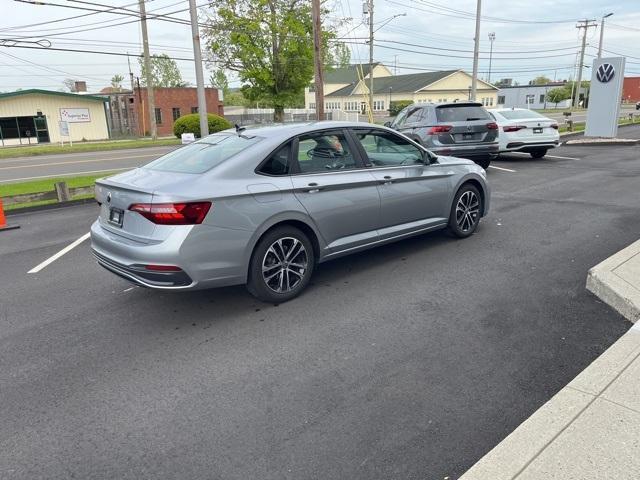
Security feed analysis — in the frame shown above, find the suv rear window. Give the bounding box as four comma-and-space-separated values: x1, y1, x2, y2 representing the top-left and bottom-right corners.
435, 105, 490, 122
497, 110, 545, 120
144, 134, 261, 174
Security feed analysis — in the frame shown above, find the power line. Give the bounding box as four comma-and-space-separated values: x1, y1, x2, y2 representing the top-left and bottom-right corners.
0, 0, 145, 32
0, 43, 195, 61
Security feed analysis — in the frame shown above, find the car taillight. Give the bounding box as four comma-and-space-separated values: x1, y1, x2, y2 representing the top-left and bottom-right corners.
486, 122, 498, 130
427, 125, 452, 135
551, 123, 559, 130
503, 125, 526, 132
129, 202, 212, 225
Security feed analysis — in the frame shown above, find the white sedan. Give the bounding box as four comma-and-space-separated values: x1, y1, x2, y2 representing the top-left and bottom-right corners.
489, 108, 560, 158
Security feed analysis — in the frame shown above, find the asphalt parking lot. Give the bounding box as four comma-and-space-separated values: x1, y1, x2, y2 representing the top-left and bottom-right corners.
1, 139, 639, 479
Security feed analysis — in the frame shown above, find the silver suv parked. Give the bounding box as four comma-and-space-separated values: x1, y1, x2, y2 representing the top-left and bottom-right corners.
387, 102, 499, 169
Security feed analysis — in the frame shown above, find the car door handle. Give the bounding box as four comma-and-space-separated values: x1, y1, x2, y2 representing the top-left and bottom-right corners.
381, 176, 394, 185
304, 182, 321, 193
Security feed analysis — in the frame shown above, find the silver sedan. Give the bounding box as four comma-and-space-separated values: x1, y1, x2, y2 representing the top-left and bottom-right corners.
91, 121, 490, 302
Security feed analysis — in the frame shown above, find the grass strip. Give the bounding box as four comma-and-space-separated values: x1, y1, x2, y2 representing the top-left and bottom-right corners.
0, 137, 180, 160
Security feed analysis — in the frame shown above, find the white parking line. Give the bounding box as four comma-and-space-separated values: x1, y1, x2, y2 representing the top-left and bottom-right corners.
28, 232, 90, 274
505, 152, 580, 161
488, 165, 517, 173
543, 154, 581, 160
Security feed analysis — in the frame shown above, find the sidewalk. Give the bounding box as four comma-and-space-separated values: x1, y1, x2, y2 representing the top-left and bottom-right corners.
460, 241, 640, 480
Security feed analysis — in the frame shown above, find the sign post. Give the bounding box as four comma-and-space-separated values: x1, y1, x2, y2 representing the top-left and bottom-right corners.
59, 120, 72, 147
585, 57, 626, 138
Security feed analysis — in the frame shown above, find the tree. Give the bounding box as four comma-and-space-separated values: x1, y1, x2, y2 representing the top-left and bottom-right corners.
531, 75, 551, 85
209, 69, 229, 96
111, 74, 125, 91
63, 78, 77, 92
202, 0, 344, 121
546, 87, 571, 108
138, 54, 190, 87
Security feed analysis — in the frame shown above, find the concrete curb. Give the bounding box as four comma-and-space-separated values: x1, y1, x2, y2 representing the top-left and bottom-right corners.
460, 241, 640, 479
560, 122, 640, 144
459, 324, 640, 480
586, 239, 640, 324
565, 139, 640, 146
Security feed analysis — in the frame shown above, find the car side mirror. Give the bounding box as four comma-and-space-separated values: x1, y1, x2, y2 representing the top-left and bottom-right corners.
383, 121, 392, 127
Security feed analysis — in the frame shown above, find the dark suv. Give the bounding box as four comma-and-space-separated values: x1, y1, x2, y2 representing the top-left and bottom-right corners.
387, 102, 499, 168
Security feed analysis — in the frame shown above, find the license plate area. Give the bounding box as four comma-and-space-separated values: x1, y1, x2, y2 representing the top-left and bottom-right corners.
108, 207, 124, 227
533, 127, 543, 134
462, 132, 474, 140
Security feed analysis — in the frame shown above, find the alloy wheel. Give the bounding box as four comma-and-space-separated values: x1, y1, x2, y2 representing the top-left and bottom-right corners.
455, 190, 480, 233
261, 237, 308, 293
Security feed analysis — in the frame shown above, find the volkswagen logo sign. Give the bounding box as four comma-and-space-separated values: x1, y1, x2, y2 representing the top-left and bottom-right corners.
106, 192, 112, 203
596, 63, 615, 83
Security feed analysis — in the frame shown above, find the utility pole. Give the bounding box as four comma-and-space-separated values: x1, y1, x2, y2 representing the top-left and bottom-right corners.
470, 0, 481, 101
189, 0, 208, 136
598, 12, 613, 58
138, 0, 157, 139
574, 19, 597, 109
368, 0, 374, 118
127, 53, 135, 92
311, 0, 324, 121
487, 32, 495, 84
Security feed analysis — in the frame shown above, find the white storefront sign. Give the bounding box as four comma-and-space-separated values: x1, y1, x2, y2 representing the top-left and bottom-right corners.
585, 57, 626, 138
60, 108, 91, 123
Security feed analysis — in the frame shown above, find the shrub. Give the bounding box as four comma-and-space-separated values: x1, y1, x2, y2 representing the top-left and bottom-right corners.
388, 100, 413, 117
173, 113, 232, 138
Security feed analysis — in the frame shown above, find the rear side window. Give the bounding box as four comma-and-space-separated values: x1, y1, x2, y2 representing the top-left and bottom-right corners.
144, 134, 261, 174
436, 105, 490, 122
296, 132, 357, 173
498, 110, 546, 120
405, 107, 426, 123
259, 143, 291, 176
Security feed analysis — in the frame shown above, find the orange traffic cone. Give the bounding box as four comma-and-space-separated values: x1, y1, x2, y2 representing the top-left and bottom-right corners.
0, 197, 20, 231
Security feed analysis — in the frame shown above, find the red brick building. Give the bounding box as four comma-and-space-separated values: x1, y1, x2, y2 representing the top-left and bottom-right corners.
134, 87, 224, 136
622, 77, 640, 103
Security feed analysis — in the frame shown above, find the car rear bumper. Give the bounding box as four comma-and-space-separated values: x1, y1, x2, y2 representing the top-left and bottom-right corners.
90, 220, 251, 290
503, 140, 560, 151
430, 143, 499, 159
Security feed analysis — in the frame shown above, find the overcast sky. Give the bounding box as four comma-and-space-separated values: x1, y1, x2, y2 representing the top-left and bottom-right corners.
1, 0, 639, 93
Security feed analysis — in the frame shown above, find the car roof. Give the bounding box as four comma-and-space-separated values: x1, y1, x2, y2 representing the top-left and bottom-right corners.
413, 102, 483, 108
208, 121, 385, 142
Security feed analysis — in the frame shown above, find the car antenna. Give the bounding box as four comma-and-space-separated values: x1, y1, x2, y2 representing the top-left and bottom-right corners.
235, 123, 246, 134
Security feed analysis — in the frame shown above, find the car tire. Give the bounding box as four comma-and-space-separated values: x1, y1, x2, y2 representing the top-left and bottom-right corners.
247, 226, 315, 303
475, 157, 491, 169
530, 148, 547, 159
446, 184, 483, 238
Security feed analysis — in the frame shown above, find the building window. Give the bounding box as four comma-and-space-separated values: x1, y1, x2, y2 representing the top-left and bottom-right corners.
497, 95, 505, 105
373, 100, 385, 111
489, 97, 494, 106
309, 102, 316, 109
539, 94, 545, 104
172, 107, 181, 121
155, 108, 162, 125
191, 106, 198, 114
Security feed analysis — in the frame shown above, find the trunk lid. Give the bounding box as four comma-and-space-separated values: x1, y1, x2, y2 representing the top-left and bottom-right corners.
95, 168, 197, 243
434, 104, 496, 145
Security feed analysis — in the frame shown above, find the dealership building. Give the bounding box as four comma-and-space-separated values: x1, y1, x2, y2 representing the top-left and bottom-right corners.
0, 89, 110, 146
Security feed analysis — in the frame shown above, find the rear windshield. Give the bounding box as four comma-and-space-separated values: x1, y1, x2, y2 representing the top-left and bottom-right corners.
144, 134, 262, 173
497, 110, 546, 120
436, 105, 490, 122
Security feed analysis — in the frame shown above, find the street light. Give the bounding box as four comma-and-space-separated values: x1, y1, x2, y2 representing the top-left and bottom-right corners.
598, 12, 613, 58
487, 32, 495, 84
